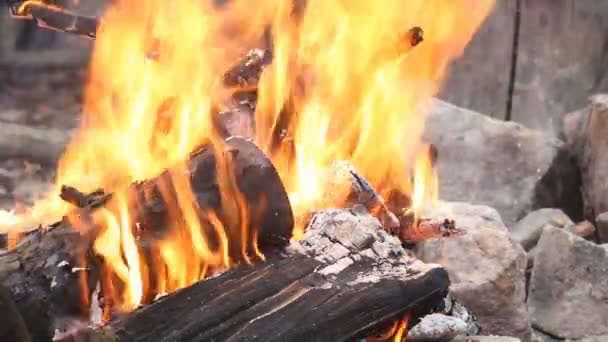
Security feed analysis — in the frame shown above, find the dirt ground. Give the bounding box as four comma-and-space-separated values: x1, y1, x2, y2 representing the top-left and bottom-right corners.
0, 66, 86, 210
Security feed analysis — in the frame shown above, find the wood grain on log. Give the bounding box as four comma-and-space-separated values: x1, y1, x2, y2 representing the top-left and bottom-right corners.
66, 209, 449, 342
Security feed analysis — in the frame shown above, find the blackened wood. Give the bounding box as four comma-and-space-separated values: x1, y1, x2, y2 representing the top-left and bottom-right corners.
9, 2, 99, 39
100, 257, 447, 342
72, 209, 449, 342
0, 223, 99, 342
126, 137, 293, 256
0, 137, 293, 340
223, 49, 271, 89
0, 283, 31, 342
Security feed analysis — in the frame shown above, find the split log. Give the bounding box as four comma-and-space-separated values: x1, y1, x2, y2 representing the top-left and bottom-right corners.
66, 209, 450, 342
0, 137, 294, 341
0, 122, 70, 165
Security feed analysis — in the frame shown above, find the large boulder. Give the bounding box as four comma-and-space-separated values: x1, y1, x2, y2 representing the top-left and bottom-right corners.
415, 201, 531, 341
527, 226, 608, 339
424, 99, 580, 227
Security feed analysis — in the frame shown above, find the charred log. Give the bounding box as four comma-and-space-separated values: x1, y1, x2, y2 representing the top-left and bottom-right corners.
9, 1, 100, 40
0, 222, 98, 342
222, 49, 272, 89
0, 137, 294, 341
65, 209, 450, 342
122, 137, 293, 254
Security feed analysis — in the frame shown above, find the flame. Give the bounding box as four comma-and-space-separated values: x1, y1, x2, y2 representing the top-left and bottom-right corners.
0, 0, 494, 314
255, 0, 494, 234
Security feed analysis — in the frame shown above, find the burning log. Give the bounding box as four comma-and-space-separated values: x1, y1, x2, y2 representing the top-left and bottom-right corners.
122, 137, 294, 252
8, 1, 100, 39
62, 209, 450, 342
223, 48, 272, 89
0, 137, 294, 341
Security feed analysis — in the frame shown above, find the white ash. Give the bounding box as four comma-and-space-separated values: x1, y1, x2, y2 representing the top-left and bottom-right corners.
57, 260, 69, 268
287, 208, 443, 285
89, 282, 103, 326
437, 294, 480, 336
318, 257, 354, 275
407, 313, 468, 341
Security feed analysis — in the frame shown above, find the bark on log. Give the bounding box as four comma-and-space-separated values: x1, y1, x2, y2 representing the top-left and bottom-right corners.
0, 122, 70, 165
0, 137, 294, 341
123, 137, 293, 253
66, 209, 450, 342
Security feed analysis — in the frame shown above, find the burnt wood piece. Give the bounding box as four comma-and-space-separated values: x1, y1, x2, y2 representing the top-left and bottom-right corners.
60, 185, 112, 209
214, 90, 257, 140
9, 2, 100, 39
0, 283, 31, 342
223, 48, 272, 89
320, 160, 400, 230
0, 222, 99, 342
67, 209, 450, 342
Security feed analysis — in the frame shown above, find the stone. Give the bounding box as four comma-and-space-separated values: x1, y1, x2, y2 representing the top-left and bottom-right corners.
453, 336, 521, 342
531, 329, 560, 342
407, 313, 468, 341
576, 335, 608, 342
414, 201, 531, 341
578, 95, 608, 220
424, 99, 579, 228
527, 226, 608, 339
510, 208, 573, 251
595, 212, 608, 243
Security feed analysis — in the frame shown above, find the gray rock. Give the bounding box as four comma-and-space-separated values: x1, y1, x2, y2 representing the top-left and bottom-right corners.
414, 201, 531, 341
528, 226, 608, 339
575, 336, 608, 342
577, 95, 608, 221
531, 329, 560, 342
453, 336, 522, 342
595, 212, 608, 243
407, 313, 468, 341
425, 99, 578, 227
510, 209, 573, 251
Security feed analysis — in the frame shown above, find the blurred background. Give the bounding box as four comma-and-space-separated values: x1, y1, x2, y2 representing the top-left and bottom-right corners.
0, 0, 606, 207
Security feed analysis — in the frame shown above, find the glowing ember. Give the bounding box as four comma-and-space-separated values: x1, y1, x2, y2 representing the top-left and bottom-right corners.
0, 0, 494, 314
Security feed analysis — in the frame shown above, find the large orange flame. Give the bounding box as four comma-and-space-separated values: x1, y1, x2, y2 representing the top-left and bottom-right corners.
0, 0, 494, 313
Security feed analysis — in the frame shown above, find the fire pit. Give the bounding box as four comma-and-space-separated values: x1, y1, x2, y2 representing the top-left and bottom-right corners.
0, 0, 496, 341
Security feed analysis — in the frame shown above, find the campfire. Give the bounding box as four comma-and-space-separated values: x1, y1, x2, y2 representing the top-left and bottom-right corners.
0, 0, 495, 341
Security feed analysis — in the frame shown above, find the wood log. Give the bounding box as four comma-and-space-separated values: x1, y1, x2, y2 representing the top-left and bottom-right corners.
0, 283, 32, 342
63, 209, 450, 342
0, 137, 294, 341
122, 136, 293, 253
9, 1, 99, 39
0, 222, 98, 342
0, 122, 70, 165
